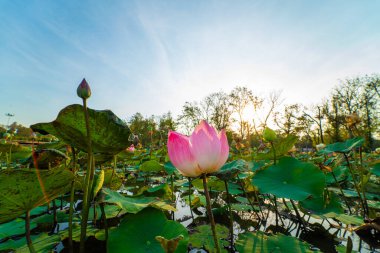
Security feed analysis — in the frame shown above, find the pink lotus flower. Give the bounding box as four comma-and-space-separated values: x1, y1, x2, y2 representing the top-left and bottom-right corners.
167, 120, 229, 177
127, 144, 135, 153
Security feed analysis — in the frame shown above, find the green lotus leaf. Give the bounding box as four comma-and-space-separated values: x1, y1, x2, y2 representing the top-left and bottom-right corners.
0, 168, 74, 223
32, 210, 80, 225
108, 207, 188, 253
235, 231, 314, 253
102, 188, 175, 214
299, 192, 344, 216
103, 168, 124, 190
59, 222, 100, 242
215, 159, 248, 180
25, 148, 68, 169
30, 104, 131, 155
189, 224, 229, 253
319, 137, 365, 154
140, 160, 164, 173
88, 204, 124, 221
255, 135, 298, 160
164, 161, 177, 175
370, 162, 380, 176
335, 214, 363, 226
252, 157, 326, 201
0, 233, 60, 252
0, 218, 37, 241
0, 143, 32, 162
192, 176, 225, 192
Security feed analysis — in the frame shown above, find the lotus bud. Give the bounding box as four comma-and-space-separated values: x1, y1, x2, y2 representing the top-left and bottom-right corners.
263, 127, 277, 142
77, 78, 91, 99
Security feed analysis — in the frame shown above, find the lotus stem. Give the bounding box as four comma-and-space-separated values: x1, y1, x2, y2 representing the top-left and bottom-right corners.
237, 175, 262, 220
109, 155, 116, 187
80, 98, 94, 253
202, 174, 220, 253
25, 210, 36, 253
343, 153, 367, 217
331, 171, 352, 215
68, 146, 76, 253
100, 202, 109, 244
290, 199, 307, 230
188, 177, 194, 221
270, 141, 276, 165
224, 180, 234, 251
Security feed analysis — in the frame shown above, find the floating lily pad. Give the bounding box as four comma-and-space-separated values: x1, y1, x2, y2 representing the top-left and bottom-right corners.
235, 231, 313, 253
319, 137, 365, 154
140, 160, 164, 173
0, 233, 60, 252
30, 104, 131, 155
370, 162, 380, 177
108, 207, 188, 253
0, 218, 37, 241
299, 192, 344, 216
252, 157, 326, 201
215, 159, 248, 180
102, 188, 175, 214
189, 224, 229, 253
0, 168, 74, 223
164, 161, 177, 175
255, 135, 298, 160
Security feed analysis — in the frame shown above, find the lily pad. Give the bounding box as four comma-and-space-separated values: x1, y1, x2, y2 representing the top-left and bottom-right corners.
140, 160, 164, 173
299, 192, 344, 216
370, 162, 380, 177
215, 159, 248, 180
252, 157, 326, 201
189, 224, 229, 253
0, 233, 60, 252
255, 135, 298, 160
0, 218, 37, 241
319, 137, 364, 154
235, 231, 313, 253
108, 207, 188, 253
0, 168, 74, 223
102, 188, 175, 214
30, 104, 131, 155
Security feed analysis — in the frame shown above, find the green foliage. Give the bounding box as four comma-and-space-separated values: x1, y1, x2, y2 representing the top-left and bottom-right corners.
252, 157, 326, 200
108, 208, 188, 253
30, 104, 131, 154
189, 224, 229, 253
255, 135, 298, 160
0, 168, 74, 223
235, 231, 314, 253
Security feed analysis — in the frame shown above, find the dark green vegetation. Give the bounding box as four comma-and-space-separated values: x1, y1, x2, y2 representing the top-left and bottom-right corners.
0, 75, 379, 252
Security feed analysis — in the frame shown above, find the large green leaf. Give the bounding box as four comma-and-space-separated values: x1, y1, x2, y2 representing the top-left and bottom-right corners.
0, 233, 60, 253
255, 135, 298, 160
108, 207, 188, 253
189, 224, 229, 253
252, 157, 326, 201
0, 168, 74, 223
235, 231, 313, 253
215, 159, 248, 180
319, 137, 365, 154
0, 218, 37, 241
370, 162, 380, 176
102, 188, 175, 213
30, 104, 131, 155
299, 192, 344, 216
140, 160, 164, 173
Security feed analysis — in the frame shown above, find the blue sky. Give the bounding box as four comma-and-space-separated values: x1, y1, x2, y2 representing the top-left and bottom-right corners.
1, 0, 379, 127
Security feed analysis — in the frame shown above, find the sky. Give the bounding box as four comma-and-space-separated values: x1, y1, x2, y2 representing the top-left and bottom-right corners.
0, 0, 379, 127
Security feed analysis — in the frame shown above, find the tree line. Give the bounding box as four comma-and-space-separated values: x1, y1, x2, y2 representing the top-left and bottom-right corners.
128, 74, 380, 151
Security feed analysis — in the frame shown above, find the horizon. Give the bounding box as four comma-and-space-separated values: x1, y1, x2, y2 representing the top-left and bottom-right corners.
1, 1, 379, 127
